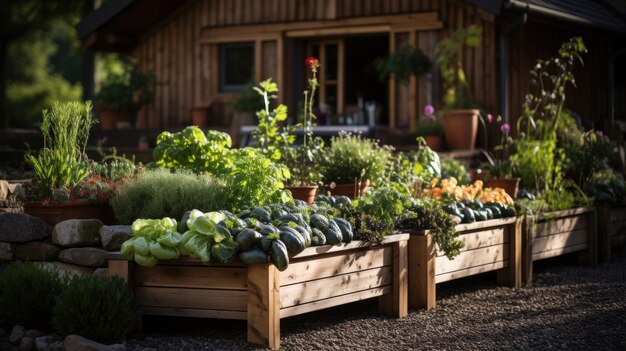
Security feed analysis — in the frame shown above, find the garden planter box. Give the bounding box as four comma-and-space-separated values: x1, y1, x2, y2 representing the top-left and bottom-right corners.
108, 234, 409, 349
522, 207, 597, 285
408, 217, 522, 310
24, 200, 116, 225
597, 203, 626, 262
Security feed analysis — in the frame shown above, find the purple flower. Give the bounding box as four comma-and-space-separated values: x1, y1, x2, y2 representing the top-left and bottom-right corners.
501, 123, 511, 134
424, 105, 435, 116
487, 114, 493, 123
596, 130, 603, 136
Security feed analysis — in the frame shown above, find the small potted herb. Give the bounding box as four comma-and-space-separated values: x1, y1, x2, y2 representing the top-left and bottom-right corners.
416, 104, 443, 151
94, 63, 155, 129
434, 25, 482, 150
480, 113, 519, 198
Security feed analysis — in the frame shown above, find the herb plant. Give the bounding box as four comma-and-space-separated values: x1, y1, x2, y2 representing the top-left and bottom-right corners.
251, 79, 295, 161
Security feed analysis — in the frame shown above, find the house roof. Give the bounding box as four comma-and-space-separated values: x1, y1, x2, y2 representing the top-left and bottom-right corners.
505, 0, 626, 33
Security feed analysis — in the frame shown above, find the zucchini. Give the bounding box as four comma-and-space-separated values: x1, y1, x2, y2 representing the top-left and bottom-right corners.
178, 211, 192, 232
293, 225, 312, 247
483, 207, 494, 220
279, 228, 306, 254
236, 229, 262, 250
334, 195, 352, 207
258, 224, 280, 236
243, 217, 260, 229
311, 228, 326, 246
294, 199, 308, 208
324, 224, 343, 245
269, 240, 289, 271
238, 209, 251, 219
278, 213, 300, 223
310, 213, 330, 231
468, 200, 483, 210
251, 208, 272, 223
501, 206, 517, 217
462, 207, 476, 223
332, 218, 353, 243
270, 208, 288, 221
239, 247, 269, 265
213, 224, 232, 242
487, 205, 501, 218
474, 210, 488, 221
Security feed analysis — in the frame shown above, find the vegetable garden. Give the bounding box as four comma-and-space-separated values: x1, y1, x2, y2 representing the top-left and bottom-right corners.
1, 35, 625, 350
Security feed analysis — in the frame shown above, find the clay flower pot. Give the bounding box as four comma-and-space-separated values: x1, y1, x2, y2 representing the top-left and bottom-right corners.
423, 135, 443, 151
23, 200, 116, 225
328, 180, 370, 199
442, 109, 480, 150
96, 106, 135, 130
284, 185, 318, 205
485, 178, 521, 199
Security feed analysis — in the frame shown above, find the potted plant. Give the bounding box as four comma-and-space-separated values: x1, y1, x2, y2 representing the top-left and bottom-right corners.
20, 102, 115, 224
375, 45, 432, 129
434, 25, 482, 150
94, 63, 155, 130
320, 132, 393, 198
479, 113, 520, 198
416, 104, 443, 151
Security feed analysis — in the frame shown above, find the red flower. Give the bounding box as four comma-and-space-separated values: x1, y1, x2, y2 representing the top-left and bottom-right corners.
305, 57, 319, 73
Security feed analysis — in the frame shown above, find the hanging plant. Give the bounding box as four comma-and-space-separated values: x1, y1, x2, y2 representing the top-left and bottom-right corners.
374, 45, 432, 83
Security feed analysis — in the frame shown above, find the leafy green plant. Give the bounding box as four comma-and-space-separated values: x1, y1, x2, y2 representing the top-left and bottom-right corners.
440, 158, 470, 185
321, 132, 393, 186
374, 45, 432, 82
415, 121, 443, 137
152, 126, 232, 174
25, 101, 96, 199
251, 79, 295, 161
434, 25, 482, 109
0, 263, 65, 329
52, 275, 139, 344
94, 63, 155, 111
111, 169, 228, 224
230, 82, 264, 113
510, 139, 558, 193
355, 184, 412, 232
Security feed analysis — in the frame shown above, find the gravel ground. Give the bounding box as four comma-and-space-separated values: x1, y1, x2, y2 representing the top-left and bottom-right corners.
128, 253, 626, 351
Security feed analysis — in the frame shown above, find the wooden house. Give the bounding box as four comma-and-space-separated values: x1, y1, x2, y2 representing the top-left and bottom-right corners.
77, 0, 626, 144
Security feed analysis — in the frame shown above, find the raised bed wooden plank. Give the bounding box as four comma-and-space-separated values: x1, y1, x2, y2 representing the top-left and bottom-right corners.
531, 229, 588, 256
535, 215, 588, 238
141, 306, 247, 320
378, 239, 408, 318
532, 243, 589, 261
247, 263, 280, 350
280, 266, 392, 308
134, 265, 247, 290
453, 217, 517, 232
135, 287, 247, 311
436, 261, 507, 283
280, 286, 391, 318
437, 227, 506, 255
281, 247, 391, 285
290, 233, 409, 259
435, 244, 509, 276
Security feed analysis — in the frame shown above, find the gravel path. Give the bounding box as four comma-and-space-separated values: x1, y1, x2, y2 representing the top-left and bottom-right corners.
128, 254, 626, 351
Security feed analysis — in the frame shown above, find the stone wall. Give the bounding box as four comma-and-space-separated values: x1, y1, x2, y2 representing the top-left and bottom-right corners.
0, 213, 131, 275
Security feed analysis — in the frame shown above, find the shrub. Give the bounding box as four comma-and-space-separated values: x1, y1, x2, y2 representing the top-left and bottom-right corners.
52, 275, 139, 344
0, 263, 65, 329
441, 158, 470, 185
321, 132, 393, 186
111, 169, 228, 224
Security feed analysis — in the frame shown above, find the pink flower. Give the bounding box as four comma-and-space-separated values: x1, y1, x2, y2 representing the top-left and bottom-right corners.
501, 123, 511, 134
487, 114, 493, 123
424, 105, 435, 116
596, 130, 603, 136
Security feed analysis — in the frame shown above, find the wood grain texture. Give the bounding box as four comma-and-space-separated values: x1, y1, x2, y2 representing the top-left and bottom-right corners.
134, 265, 247, 290
247, 263, 280, 350
136, 287, 247, 311
379, 240, 408, 318
408, 234, 435, 310
141, 306, 247, 320
435, 244, 510, 276
532, 229, 589, 255
108, 260, 131, 284
280, 286, 391, 318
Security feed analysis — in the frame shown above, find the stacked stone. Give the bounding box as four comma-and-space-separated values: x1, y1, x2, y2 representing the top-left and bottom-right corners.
0, 213, 132, 276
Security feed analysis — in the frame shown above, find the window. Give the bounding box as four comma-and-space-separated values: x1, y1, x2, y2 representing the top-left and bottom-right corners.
219, 42, 254, 92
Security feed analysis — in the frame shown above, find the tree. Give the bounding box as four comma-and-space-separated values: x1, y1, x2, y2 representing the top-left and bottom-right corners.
0, 0, 83, 128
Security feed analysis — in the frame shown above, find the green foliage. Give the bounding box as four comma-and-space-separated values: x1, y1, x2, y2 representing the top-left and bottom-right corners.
411, 137, 441, 183
111, 169, 228, 224
224, 148, 293, 211
415, 121, 443, 136
230, 82, 264, 113
251, 79, 295, 161
355, 184, 412, 232
0, 263, 65, 329
563, 129, 620, 191
321, 132, 393, 186
434, 25, 482, 109
153, 126, 233, 174
374, 45, 432, 82
440, 158, 470, 185
52, 275, 139, 344
94, 61, 155, 111
510, 139, 557, 193
89, 159, 141, 182
25, 101, 96, 197
397, 198, 463, 259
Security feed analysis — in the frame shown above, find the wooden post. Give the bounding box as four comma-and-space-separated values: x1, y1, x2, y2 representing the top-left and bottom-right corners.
521, 216, 534, 286
579, 209, 598, 266
497, 218, 522, 288
247, 263, 280, 350
596, 203, 611, 262
108, 260, 131, 284
379, 240, 408, 318
408, 233, 436, 310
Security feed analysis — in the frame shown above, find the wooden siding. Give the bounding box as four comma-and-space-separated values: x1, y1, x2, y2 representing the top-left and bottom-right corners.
132, 0, 497, 130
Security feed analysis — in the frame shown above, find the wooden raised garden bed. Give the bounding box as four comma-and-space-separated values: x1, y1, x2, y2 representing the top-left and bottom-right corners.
522, 207, 597, 285
408, 217, 522, 310
108, 234, 409, 350
596, 203, 626, 262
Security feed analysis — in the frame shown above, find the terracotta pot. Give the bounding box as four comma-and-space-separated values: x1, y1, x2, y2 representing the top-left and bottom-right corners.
96, 106, 135, 130
284, 185, 318, 205
423, 135, 443, 151
442, 109, 480, 150
328, 180, 370, 199
23, 200, 116, 225
191, 107, 209, 127
485, 178, 521, 198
